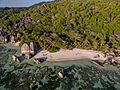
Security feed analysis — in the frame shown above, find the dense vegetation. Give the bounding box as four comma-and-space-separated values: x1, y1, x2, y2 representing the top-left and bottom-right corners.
0, 8, 27, 18
0, 0, 120, 52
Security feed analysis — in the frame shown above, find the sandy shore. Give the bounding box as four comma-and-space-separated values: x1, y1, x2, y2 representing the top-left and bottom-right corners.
34, 48, 108, 62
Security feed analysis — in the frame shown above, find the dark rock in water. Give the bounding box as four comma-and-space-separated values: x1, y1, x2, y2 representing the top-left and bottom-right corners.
91, 60, 104, 66
12, 55, 24, 63
34, 57, 47, 63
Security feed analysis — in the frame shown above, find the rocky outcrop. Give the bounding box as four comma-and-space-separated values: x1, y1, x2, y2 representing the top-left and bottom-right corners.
0, 30, 10, 43
14, 16, 41, 29
17, 33, 21, 38
21, 43, 30, 54
30, 42, 38, 55
21, 42, 37, 59
114, 57, 120, 65
10, 36, 15, 43
14, 16, 32, 29
12, 55, 19, 63
0, 34, 4, 43
21, 43, 31, 59
12, 55, 25, 63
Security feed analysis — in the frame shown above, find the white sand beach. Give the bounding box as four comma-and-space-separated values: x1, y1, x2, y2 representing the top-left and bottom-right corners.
34, 48, 108, 62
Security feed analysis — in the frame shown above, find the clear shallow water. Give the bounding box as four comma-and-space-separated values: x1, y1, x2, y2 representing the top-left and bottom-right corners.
0, 0, 53, 7
0, 44, 120, 89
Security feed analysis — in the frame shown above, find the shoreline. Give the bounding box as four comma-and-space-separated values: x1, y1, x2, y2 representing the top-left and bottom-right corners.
1, 43, 120, 65
34, 48, 108, 62
0, 43, 120, 71
46, 58, 91, 63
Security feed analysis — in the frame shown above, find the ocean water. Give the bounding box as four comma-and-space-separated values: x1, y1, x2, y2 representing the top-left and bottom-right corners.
0, 44, 120, 89
0, 0, 53, 7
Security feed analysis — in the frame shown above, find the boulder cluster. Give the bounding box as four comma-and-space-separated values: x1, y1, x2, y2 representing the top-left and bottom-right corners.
21, 42, 38, 59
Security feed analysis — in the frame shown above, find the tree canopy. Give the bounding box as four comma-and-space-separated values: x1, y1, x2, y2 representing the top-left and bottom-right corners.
0, 0, 120, 52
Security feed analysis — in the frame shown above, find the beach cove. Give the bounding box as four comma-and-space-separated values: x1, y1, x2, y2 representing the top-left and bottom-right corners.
0, 0, 120, 89
1, 43, 120, 69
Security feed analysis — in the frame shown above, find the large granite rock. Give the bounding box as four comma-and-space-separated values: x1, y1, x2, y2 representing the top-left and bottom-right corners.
21, 42, 37, 59
21, 43, 29, 54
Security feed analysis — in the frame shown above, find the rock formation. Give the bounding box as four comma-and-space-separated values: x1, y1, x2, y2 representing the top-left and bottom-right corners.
12, 55, 19, 63
21, 42, 37, 59
30, 42, 37, 55
17, 33, 21, 38
21, 43, 29, 54
0, 31, 10, 43
10, 36, 15, 43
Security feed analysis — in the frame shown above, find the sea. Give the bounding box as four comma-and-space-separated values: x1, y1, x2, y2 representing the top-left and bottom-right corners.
0, 43, 120, 89
0, 0, 53, 7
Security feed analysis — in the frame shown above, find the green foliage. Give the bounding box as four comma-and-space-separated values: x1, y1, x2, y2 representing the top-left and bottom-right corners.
1, 0, 120, 52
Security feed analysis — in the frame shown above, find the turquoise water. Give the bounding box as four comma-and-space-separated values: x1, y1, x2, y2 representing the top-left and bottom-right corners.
0, 0, 53, 7
0, 44, 120, 89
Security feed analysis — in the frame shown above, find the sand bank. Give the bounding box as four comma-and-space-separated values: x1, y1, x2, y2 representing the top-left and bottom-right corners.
34, 48, 108, 62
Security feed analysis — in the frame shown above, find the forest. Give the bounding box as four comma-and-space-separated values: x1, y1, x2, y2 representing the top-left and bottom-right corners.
0, 0, 120, 52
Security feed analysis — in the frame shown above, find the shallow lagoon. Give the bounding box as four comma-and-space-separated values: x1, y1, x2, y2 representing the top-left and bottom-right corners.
0, 44, 120, 90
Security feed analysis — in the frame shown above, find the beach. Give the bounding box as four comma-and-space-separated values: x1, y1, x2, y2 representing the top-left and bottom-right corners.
34, 48, 108, 62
